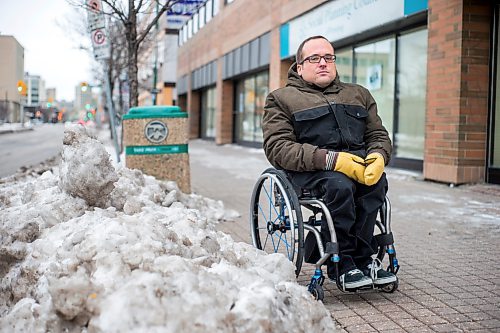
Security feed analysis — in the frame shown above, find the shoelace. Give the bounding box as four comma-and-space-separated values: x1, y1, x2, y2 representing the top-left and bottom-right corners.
369, 258, 383, 281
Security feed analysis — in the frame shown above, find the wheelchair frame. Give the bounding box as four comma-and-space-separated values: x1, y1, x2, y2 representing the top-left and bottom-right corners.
250, 168, 400, 301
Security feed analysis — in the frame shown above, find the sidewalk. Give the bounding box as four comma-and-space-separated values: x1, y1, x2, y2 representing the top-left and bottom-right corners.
189, 139, 500, 333
0, 122, 34, 135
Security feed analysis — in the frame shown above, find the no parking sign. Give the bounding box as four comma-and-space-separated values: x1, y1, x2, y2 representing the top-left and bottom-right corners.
91, 28, 110, 60
86, 0, 110, 60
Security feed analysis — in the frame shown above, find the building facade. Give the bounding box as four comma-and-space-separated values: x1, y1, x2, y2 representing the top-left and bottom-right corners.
24, 73, 46, 107
176, 0, 499, 185
0, 35, 24, 123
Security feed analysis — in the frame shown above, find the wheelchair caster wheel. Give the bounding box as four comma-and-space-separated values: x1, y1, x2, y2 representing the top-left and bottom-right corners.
380, 278, 398, 293
309, 284, 325, 301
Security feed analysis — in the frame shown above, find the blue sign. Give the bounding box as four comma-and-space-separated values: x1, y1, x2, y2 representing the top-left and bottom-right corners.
167, 0, 206, 16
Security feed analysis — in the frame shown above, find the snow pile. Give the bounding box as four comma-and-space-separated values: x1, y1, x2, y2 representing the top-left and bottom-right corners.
59, 125, 118, 208
0, 125, 335, 332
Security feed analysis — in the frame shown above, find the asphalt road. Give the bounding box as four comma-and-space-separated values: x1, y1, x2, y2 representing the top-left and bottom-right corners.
0, 123, 65, 178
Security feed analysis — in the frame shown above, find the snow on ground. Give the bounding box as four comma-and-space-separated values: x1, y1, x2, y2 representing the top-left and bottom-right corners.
0, 124, 335, 332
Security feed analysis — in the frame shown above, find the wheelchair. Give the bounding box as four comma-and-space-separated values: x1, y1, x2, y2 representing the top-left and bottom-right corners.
250, 168, 400, 301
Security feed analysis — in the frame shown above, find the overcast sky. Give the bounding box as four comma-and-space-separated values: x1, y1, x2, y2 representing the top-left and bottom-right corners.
0, 0, 93, 101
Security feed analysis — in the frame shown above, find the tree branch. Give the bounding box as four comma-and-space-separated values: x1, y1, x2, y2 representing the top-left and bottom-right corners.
100, 0, 128, 25
135, 0, 180, 50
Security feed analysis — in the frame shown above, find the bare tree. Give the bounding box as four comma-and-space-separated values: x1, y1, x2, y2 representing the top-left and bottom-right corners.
92, 0, 181, 108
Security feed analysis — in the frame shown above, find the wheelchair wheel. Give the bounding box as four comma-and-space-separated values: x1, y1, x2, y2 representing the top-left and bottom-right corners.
250, 168, 304, 276
309, 284, 324, 302
380, 278, 399, 293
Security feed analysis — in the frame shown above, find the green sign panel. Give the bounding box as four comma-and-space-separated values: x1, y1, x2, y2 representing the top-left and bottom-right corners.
125, 144, 188, 155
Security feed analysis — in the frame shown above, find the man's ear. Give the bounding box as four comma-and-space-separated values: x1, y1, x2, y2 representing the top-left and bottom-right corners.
297, 63, 303, 76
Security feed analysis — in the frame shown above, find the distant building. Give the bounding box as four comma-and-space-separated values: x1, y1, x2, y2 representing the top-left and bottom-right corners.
46, 88, 56, 107
0, 35, 24, 123
24, 73, 46, 107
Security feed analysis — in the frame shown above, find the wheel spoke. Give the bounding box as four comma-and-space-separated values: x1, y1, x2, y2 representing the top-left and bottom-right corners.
262, 180, 280, 217
250, 170, 304, 277
263, 231, 270, 249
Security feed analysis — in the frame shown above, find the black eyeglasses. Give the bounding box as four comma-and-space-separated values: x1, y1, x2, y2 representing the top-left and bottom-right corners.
300, 54, 336, 64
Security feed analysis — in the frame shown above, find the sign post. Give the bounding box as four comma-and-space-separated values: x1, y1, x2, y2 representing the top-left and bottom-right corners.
86, 0, 120, 162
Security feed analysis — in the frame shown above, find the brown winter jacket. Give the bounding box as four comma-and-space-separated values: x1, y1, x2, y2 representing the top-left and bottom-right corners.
262, 63, 392, 172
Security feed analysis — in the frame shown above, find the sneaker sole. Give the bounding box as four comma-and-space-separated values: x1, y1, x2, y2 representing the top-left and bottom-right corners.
343, 278, 373, 289
373, 276, 397, 285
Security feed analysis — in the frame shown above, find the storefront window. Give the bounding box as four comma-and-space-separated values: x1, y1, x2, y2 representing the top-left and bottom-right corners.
335, 48, 353, 83
201, 86, 216, 138
235, 71, 269, 143
396, 28, 428, 159
354, 38, 396, 141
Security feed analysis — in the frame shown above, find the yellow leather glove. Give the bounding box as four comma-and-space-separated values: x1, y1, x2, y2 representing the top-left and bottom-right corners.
329, 152, 366, 184
364, 152, 385, 186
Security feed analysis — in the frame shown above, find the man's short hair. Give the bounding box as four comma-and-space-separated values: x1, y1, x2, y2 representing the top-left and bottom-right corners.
296, 35, 332, 64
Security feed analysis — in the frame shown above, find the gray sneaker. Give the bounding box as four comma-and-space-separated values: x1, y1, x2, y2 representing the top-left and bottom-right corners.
366, 259, 397, 285
339, 268, 373, 291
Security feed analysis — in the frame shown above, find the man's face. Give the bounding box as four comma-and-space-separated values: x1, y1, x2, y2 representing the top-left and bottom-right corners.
297, 38, 336, 88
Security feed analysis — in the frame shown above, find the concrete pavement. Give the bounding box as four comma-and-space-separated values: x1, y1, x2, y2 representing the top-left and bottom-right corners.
189, 139, 500, 333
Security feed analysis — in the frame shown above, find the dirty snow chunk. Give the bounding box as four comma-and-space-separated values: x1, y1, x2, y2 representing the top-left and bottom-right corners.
0, 298, 40, 332
59, 124, 118, 207
0, 195, 336, 332
48, 267, 95, 322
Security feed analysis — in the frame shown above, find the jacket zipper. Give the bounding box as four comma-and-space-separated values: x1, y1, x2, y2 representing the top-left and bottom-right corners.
323, 94, 350, 151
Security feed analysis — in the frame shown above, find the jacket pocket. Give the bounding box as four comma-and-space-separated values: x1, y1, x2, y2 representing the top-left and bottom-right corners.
292, 106, 341, 147
344, 105, 368, 145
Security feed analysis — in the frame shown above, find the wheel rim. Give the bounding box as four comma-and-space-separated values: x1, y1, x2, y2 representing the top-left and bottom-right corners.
250, 172, 302, 271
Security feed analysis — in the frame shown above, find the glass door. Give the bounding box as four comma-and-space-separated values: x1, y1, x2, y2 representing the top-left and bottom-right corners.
200, 86, 216, 139
234, 71, 269, 144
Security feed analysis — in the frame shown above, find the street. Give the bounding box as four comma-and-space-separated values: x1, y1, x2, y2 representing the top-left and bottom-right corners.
0, 123, 65, 178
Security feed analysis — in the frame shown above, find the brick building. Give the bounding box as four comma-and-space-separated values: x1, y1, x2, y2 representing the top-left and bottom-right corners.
176, 0, 499, 185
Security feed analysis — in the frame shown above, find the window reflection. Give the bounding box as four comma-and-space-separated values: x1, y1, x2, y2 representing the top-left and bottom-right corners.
201, 86, 216, 138
335, 48, 353, 83
235, 71, 269, 143
354, 38, 396, 141
397, 28, 428, 159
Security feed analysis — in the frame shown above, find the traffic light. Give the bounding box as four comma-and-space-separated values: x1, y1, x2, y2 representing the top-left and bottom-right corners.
81, 82, 89, 92
17, 80, 27, 96
86, 109, 96, 120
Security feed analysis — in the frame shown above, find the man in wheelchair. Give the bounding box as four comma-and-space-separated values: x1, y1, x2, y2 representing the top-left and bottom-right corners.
262, 35, 396, 291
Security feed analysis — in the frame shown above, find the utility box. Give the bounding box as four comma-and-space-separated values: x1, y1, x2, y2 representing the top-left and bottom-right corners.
123, 105, 190, 193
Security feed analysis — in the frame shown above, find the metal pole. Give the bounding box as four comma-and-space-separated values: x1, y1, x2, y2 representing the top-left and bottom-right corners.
20, 101, 24, 127
103, 62, 121, 163
152, 1, 159, 105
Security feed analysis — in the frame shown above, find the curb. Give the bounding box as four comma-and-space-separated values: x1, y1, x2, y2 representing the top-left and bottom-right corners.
0, 127, 34, 135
